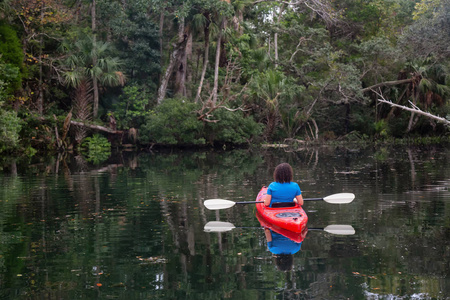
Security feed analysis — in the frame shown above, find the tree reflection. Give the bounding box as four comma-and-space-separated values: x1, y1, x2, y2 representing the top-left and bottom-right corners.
0, 146, 448, 298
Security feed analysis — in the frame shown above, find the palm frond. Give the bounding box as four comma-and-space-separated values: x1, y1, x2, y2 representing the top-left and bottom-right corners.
419, 78, 435, 93
63, 70, 84, 88
436, 83, 450, 97
192, 13, 208, 33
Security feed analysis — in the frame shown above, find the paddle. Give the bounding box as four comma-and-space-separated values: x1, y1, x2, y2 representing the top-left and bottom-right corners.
204, 193, 355, 210
203, 221, 355, 235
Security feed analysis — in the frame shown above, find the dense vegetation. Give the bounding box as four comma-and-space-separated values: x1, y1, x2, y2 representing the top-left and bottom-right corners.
0, 0, 449, 155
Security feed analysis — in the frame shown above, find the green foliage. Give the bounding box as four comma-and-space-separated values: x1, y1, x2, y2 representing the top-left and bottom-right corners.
0, 0, 448, 152
339, 0, 414, 39
81, 134, 111, 164
0, 23, 23, 95
0, 63, 21, 99
140, 98, 262, 146
227, 33, 268, 81
0, 108, 22, 153
98, 0, 160, 86
321, 60, 365, 103
354, 37, 403, 86
374, 146, 390, 161
60, 33, 124, 88
349, 105, 375, 136
204, 109, 263, 145
401, 0, 450, 62
114, 84, 151, 129
139, 98, 205, 145
374, 120, 390, 138
248, 69, 304, 140
249, 69, 298, 107
412, 0, 441, 20
0, 22, 24, 67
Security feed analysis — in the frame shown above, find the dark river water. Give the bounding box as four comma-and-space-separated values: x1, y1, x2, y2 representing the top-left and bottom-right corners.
0, 145, 448, 299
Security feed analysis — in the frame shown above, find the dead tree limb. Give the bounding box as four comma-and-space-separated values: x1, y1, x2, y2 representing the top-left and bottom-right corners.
361, 78, 414, 93
377, 99, 450, 127
70, 120, 124, 134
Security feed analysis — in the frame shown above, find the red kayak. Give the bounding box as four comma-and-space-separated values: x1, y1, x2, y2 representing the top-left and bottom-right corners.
255, 186, 308, 234
256, 211, 308, 243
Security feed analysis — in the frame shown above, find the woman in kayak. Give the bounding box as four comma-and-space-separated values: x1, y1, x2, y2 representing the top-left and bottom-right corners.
263, 163, 304, 207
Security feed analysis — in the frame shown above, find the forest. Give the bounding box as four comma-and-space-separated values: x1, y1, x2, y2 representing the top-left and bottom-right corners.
0, 0, 449, 156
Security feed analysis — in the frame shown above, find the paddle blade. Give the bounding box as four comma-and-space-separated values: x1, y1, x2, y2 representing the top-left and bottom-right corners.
204, 199, 236, 210
323, 225, 355, 235
204, 221, 235, 232
322, 193, 355, 204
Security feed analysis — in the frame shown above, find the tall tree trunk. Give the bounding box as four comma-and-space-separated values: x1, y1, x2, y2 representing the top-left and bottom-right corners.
195, 19, 211, 103
37, 1, 44, 115
273, 10, 278, 69
175, 19, 186, 96
185, 32, 193, 98
73, 80, 93, 145
92, 78, 99, 118
211, 19, 226, 105
38, 36, 44, 115
264, 109, 277, 141
274, 32, 278, 68
175, 31, 192, 97
273, 5, 284, 69
159, 11, 164, 83
156, 37, 188, 105
92, 0, 99, 118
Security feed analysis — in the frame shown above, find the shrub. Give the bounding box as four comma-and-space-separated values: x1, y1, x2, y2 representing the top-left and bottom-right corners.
114, 84, 151, 129
139, 99, 262, 146
0, 108, 22, 153
81, 134, 111, 164
204, 108, 263, 145
374, 120, 390, 138
0, 23, 24, 94
139, 98, 205, 145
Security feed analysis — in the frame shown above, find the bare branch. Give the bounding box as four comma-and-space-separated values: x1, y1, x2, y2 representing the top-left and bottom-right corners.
253, 0, 340, 25
377, 98, 450, 127
289, 36, 313, 62
362, 78, 414, 93
70, 120, 124, 134
218, 105, 251, 112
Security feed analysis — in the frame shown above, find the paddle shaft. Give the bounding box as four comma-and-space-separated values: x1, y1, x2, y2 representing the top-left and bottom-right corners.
204, 221, 355, 235
204, 193, 354, 210
235, 198, 324, 205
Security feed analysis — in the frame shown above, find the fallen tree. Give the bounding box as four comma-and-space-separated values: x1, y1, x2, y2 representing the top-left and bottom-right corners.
377, 98, 450, 127
69, 120, 123, 134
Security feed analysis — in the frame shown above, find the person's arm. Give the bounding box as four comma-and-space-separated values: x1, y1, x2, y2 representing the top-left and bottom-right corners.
294, 194, 303, 206
264, 228, 272, 242
263, 193, 272, 206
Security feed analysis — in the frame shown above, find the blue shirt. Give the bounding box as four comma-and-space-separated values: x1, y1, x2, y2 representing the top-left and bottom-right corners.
267, 231, 302, 255
267, 181, 301, 206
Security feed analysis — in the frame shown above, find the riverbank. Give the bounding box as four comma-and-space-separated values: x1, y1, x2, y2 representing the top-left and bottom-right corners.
1, 137, 449, 176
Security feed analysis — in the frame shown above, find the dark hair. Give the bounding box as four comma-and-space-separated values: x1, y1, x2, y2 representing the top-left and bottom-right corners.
273, 163, 293, 183
275, 254, 294, 271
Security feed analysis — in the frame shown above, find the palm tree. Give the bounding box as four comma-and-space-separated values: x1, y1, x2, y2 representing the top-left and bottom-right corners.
407, 62, 449, 132
61, 34, 125, 118
249, 69, 293, 140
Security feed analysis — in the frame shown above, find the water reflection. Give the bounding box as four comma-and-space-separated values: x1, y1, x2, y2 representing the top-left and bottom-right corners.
264, 229, 302, 271
0, 146, 448, 299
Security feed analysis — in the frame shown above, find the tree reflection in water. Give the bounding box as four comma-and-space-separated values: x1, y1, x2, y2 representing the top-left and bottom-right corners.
0, 146, 448, 299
